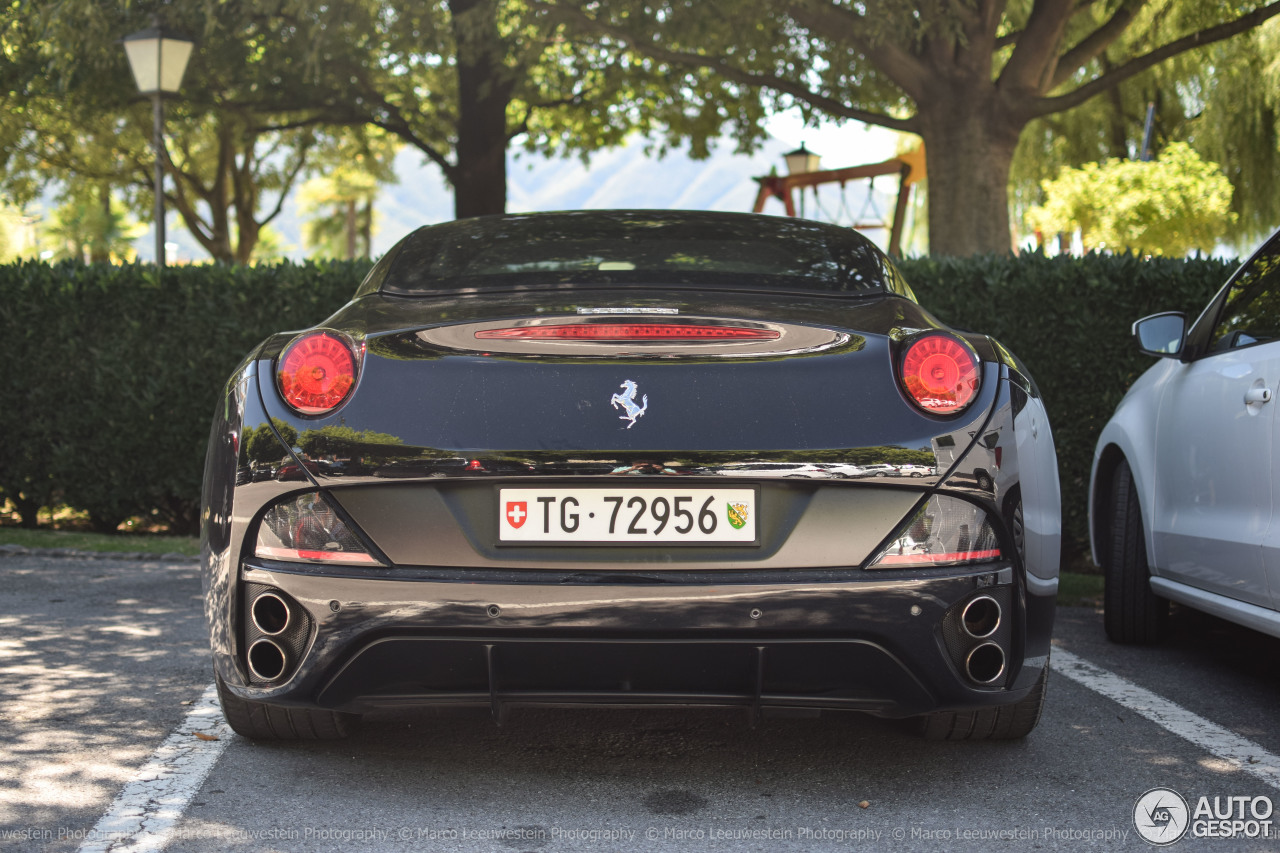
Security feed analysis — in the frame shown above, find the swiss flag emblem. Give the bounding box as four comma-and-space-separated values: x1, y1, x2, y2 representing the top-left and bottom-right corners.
506, 501, 528, 529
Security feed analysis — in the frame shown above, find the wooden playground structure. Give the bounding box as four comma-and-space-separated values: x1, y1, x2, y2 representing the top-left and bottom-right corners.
752, 146, 926, 256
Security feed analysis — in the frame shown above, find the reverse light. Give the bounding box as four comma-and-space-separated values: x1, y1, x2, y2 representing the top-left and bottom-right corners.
277, 332, 358, 415
254, 492, 380, 565
867, 495, 1002, 569
475, 323, 780, 341
899, 333, 979, 415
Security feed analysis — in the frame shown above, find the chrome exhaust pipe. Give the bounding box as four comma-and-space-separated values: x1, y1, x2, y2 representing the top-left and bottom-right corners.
247, 638, 288, 681
961, 595, 1001, 639
965, 642, 1006, 685
251, 592, 291, 636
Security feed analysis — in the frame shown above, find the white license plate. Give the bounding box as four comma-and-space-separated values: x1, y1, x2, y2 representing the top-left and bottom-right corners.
498, 488, 758, 543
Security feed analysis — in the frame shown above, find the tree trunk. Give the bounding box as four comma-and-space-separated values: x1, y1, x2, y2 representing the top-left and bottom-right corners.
450, 0, 512, 219
916, 89, 1024, 256
90, 184, 110, 263
345, 199, 358, 259
359, 199, 372, 258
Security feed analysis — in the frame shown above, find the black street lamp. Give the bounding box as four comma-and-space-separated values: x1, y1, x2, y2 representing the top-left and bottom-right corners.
783, 142, 822, 176
123, 20, 193, 271
783, 143, 822, 218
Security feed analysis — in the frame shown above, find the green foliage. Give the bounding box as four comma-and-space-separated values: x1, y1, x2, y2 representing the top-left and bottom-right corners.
901, 251, 1237, 559
0, 527, 199, 557
1010, 16, 1280, 252
1, 1, 384, 263
43, 190, 147, 263
1026, 143, 1235, 256
298, 132, 398, 259
1185, 18, 1280, 248
0, 259, 370, 534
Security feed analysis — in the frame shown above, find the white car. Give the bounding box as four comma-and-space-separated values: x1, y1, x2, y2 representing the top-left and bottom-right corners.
1090, 228, 1280, 642
716, 462, 827, 478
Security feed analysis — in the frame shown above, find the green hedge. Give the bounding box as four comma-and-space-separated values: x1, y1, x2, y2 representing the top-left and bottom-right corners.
0, 260, 369, 533
901, 252, 1236, 560
0, 253, 1238, 554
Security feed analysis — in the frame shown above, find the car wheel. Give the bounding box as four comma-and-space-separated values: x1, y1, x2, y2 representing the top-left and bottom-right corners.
975, 471, 993, 491
1104, 459, 1168, 643
918, 661, 1048, 741
216, 675, 359, 740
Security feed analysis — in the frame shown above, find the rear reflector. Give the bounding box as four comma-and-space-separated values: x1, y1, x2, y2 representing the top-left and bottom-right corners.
871, 549, 1002, 567
475, 324, 780, 341
867, 495, 1002, 569
255, 492, 381, 566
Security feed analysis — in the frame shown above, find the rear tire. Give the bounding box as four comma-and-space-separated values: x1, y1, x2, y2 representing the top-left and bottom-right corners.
216, 675, 359, 740
1104, 459, 1168, 644
918, 661, 1048, 741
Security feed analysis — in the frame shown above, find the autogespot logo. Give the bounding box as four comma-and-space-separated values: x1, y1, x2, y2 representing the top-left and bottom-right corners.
1134, 788, 1190, 846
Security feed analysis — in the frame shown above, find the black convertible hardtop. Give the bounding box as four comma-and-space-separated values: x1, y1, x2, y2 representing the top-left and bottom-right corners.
356, 210, 917, 299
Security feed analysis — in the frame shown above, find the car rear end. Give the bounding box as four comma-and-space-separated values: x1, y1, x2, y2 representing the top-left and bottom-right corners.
201, 212, 1060, 739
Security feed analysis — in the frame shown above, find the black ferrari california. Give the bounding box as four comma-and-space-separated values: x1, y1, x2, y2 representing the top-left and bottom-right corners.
201, 210, 1060, 740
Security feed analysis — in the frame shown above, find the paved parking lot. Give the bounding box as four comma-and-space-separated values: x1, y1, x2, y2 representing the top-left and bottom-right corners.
3, 554, 1279, 852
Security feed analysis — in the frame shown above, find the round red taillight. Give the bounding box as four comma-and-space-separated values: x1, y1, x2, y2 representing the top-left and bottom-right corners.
900, 333, 980, 414
277, 332, 357, 415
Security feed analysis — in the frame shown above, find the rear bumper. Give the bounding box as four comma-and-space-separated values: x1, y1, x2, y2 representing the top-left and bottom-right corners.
218, 560, 1054, 719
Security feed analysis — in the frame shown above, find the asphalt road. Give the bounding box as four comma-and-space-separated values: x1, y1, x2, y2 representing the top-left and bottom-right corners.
3, 553, 1279, 852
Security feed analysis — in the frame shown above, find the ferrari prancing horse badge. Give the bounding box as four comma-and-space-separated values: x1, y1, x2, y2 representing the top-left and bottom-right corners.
610, 379, 648, 429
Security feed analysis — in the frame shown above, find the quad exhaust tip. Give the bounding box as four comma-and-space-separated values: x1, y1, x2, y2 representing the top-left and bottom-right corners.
961, 594, 1001, 639
247, 638, 288, 682
965, 642, 1006, 685
251, 592, 291, 636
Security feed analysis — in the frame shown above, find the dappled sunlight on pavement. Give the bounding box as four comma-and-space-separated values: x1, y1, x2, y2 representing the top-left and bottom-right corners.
0, 556, 211, 848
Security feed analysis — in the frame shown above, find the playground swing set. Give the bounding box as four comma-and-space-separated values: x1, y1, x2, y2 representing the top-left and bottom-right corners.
751, 146, 926, 257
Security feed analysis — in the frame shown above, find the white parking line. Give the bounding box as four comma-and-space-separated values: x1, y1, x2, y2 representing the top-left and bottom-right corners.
78, 683, 229, 853
1052, 648, 1280, 791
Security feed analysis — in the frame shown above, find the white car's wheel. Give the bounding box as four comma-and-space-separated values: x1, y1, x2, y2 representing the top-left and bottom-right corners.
1104, 459, 1168, 644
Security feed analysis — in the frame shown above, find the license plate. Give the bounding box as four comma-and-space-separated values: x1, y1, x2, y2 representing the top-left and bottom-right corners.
498, 488, 757, 544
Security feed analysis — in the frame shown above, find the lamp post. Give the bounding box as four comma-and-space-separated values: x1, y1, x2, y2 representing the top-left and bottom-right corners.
783, 142, 821, 176
783, 143, 821, 217
123, 20, 193, 272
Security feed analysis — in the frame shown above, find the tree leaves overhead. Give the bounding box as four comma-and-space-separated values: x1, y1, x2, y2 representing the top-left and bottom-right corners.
3, 0, 737, 243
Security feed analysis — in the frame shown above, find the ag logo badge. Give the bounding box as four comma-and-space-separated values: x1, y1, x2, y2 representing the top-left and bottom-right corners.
727, 502, 749, 530
1133, 787, 1189, 846
610, 379, 648, 429
506, 501, 528, 529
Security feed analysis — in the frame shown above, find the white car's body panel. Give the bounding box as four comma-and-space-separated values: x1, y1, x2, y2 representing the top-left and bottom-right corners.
1150, 576, 1280, 640
1091, 225, 1280, 633
1151, 344, 1278, 606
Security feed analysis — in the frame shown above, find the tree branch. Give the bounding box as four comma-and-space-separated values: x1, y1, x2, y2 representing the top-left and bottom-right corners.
1031, 1, 1280, 116
542, 2, 918, 132
1048, 0, 1146, 91
999, 0, 1083, 92
784, 0, 930, 100
258, 137, 314, 227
